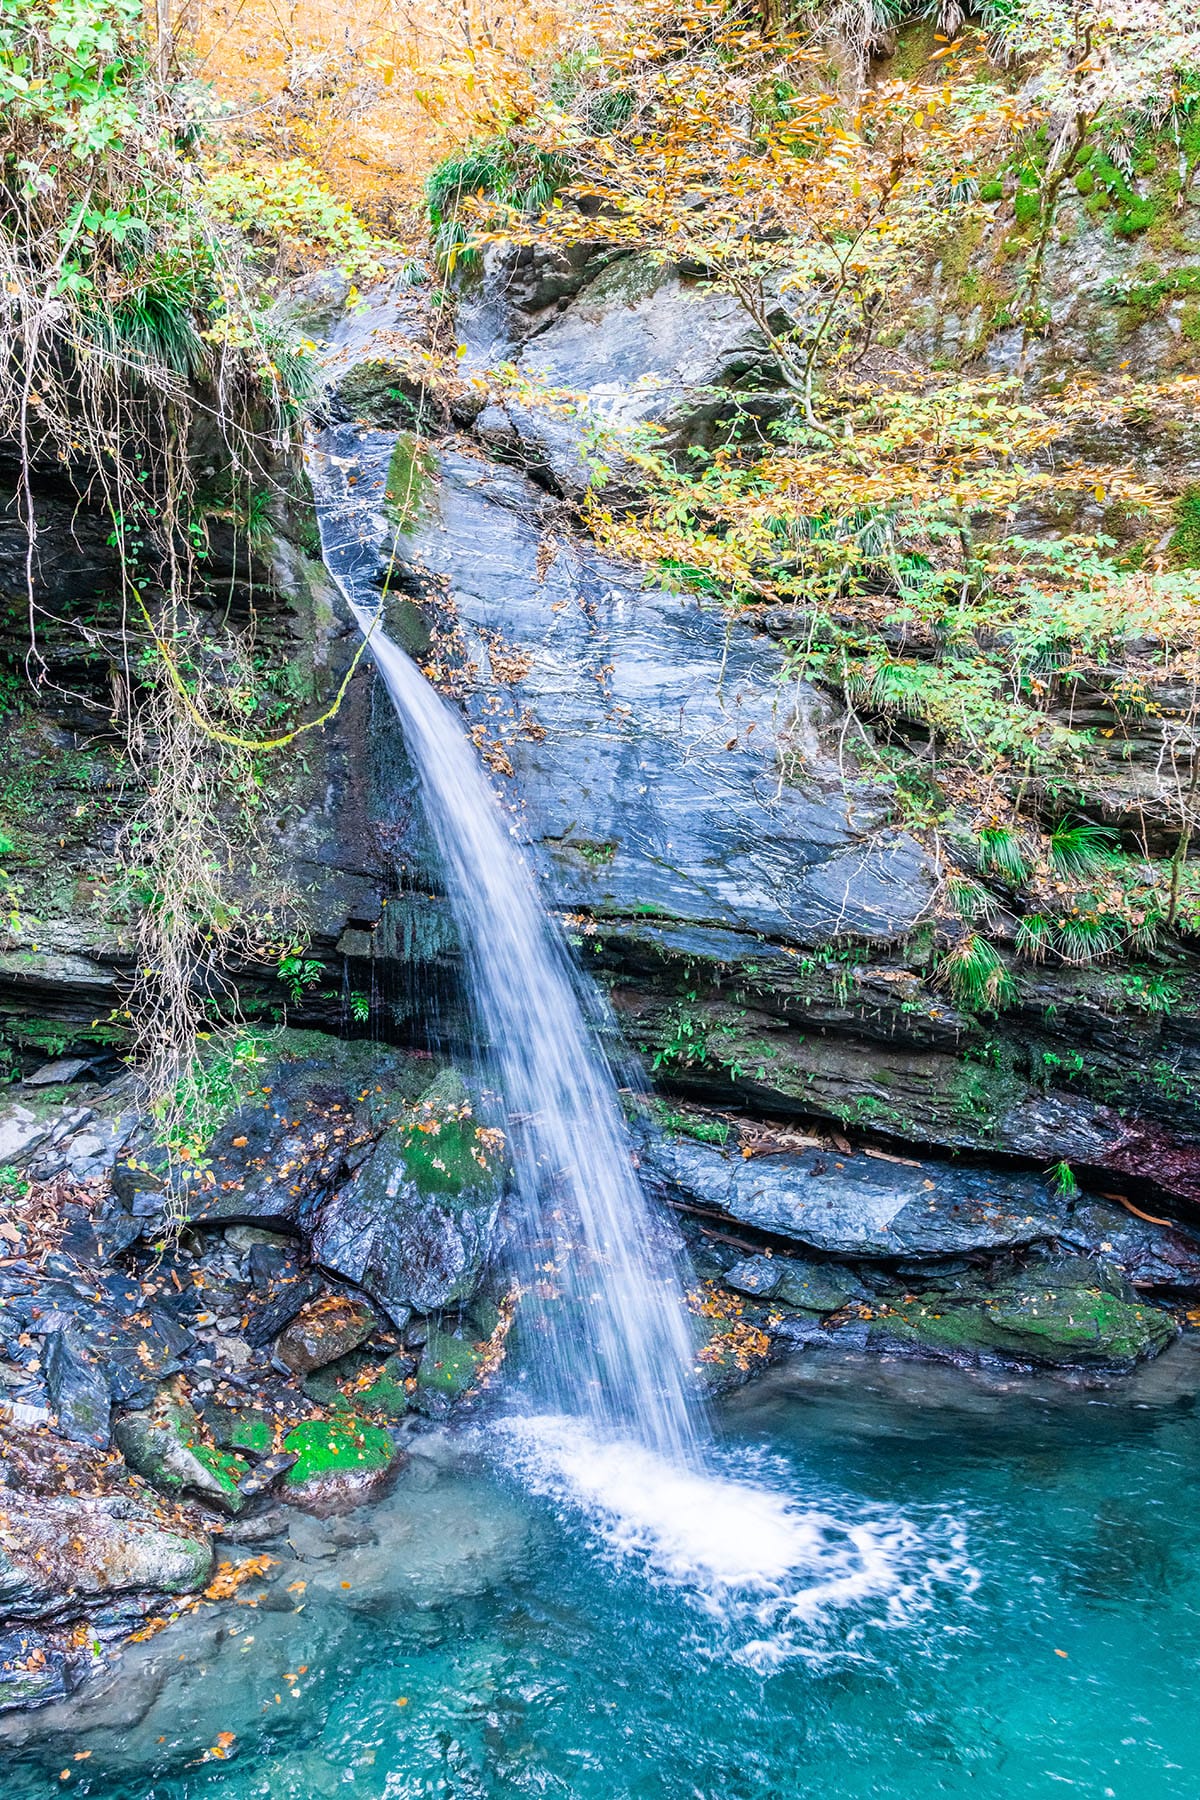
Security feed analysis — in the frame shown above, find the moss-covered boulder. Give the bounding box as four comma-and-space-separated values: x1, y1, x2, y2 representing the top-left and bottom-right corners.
114, 1393, 249, 1516
281, 1414, 403, 1514
206, 1407, 275, 1457
871, 1258, 1177, 1370
415, 1326, 485, 1408
354, 1354, 414, 1420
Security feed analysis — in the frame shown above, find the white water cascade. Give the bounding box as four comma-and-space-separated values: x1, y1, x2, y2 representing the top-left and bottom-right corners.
307, 420, 959, 1653
309, 428, 703, 1467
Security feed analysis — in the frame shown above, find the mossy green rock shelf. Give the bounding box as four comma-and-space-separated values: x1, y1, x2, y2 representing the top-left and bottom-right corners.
871, 1261, 1177, 1370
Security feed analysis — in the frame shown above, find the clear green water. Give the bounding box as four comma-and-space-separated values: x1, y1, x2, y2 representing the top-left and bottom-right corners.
9, 1342, 1200, 1799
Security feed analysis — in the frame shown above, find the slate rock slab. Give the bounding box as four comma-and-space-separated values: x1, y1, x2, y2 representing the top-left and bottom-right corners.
312, 1126, 501, 1324
644, 1136, 1075, 1258
0, 1495, 212, 1623
44, 1326, 111, 1447
722, 1253, 863, 1313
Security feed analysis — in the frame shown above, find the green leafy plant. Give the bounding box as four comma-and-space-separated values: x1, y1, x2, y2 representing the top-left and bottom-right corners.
1047, 1160, 1080, 1199
278, 952, 325, 1002
938, 934, 1016, 1013
204, 156, 392, 282
1048, 819, 1120, 877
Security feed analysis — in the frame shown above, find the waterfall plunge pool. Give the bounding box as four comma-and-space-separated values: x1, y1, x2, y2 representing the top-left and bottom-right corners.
8, 1338, 1200, 1798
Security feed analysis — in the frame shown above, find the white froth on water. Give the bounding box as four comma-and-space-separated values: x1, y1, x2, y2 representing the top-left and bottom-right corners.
498, 1415, 975, 1669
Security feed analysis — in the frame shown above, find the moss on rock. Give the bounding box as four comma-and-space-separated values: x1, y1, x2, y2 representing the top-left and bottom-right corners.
281, 1414, 402, 1511
114, 1393, 249, 1515
872, 1262, 1176, 1370
416, 1326, 484, 1401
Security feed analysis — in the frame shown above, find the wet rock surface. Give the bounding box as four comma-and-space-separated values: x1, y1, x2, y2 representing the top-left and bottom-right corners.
0, 1033, 520, 1710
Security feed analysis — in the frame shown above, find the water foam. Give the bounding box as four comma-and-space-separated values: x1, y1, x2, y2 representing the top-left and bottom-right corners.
498, 1415, 975, 1670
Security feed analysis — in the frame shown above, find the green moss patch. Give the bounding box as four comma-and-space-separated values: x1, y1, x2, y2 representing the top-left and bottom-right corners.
355, 1354, 412, 1420
1169, 489, 1200, 569
416, 1327, 484, 1399
384, 432, 437, 532
873, 1271, 1175, 1369
189, 1441, 250, 1496
282, 1416, 398, 1486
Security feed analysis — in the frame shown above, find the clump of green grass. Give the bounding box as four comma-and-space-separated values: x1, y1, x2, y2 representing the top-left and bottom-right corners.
425, 138, 569, 269
939, 934, 1016, 1012
1048, 819, 1119, 876
977, 824, 1028, 884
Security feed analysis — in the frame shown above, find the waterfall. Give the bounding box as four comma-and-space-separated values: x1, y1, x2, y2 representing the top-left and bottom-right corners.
306, 422, 951, 1646
309, 429, 704, 1466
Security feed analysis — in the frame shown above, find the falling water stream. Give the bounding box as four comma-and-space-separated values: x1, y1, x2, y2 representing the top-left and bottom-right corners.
304, 420, 959, 1631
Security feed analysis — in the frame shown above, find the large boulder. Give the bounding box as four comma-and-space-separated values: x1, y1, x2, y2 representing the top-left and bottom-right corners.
310, 1071, 505, 1323
275, 1295, 377, 1375
466, 253, 784, 499
0, 1493, 212, 1623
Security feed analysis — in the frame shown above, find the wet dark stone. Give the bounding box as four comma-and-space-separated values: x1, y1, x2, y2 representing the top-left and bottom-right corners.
43, 1326, 111, 1447
0, 1630, 87, 1713
249, 1241, 299, 1290
237, 1452, 299, 1499
245, 1273, 322, 1348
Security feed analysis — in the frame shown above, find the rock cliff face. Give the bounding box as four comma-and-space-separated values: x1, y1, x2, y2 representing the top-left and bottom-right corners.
4, 187, 1200, 1484
317, 244, 1200, 1214
4, 196, 1200, 1716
